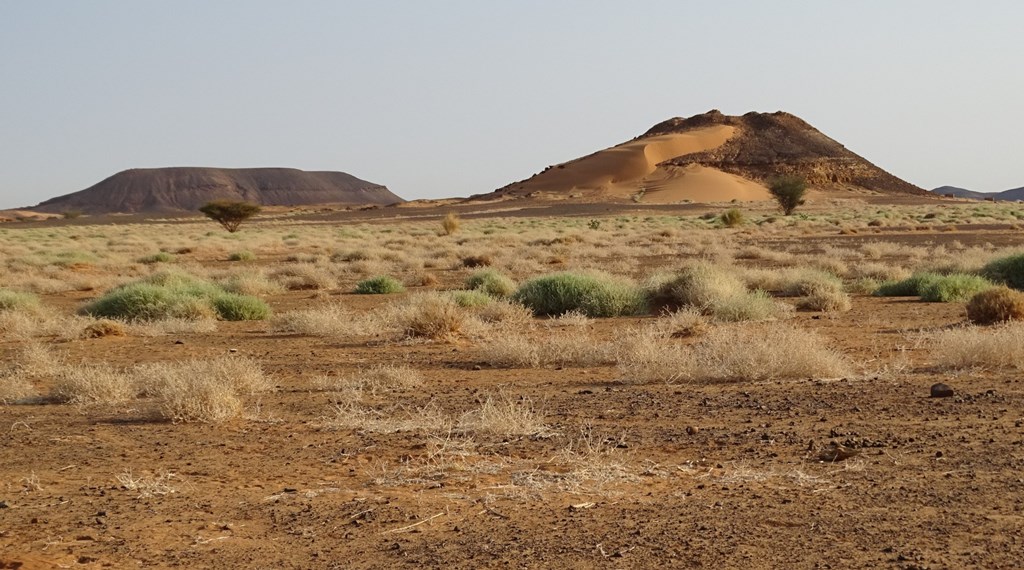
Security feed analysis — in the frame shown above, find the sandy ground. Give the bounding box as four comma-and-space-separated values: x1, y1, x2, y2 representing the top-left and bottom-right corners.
2, 203, 1024, 568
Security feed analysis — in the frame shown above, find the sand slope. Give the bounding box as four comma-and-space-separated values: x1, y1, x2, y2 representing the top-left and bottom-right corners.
512, 125, 748, 202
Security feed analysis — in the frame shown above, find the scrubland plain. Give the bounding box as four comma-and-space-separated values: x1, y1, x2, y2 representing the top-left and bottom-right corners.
2, 197, 1024, 568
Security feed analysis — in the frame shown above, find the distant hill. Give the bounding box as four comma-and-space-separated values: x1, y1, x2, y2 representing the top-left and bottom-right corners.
477, 109, 927, 204
31, 167, 401, 214
931, 185, 1024, 201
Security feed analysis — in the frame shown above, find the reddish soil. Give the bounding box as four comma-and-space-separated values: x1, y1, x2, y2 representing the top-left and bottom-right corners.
3, 207, 1024, 569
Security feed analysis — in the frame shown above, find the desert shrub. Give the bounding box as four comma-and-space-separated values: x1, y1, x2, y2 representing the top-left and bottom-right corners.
797, 285, 852, 312
354, 275, 405, 294
418, 273, 440, 286
465, 269, 516, 297
647, 263, 745, 312
0, 289, 41, 313
448, 290, 492, 308
51, 365, 134, 405
966, 286, 1024, 325
441, 212, 461, 235
513, 272, 645, 317
480, 332, 615, 368
211, 293, 272, 321
228, 251, 256, 262
981, 253, 1024, 290
81, 271, 267, 321
390, 293, 467, 339
138, 252, 174, 264
461, 254, 493, 268
847, 277, 881, 295
918, 274, 993, 302
741, 267, 843, 297
873, 272, 942, 297
199, 200, 261, 233
473, 299, 534, 326
719, 208, 745, 227
768, 175, 808, 216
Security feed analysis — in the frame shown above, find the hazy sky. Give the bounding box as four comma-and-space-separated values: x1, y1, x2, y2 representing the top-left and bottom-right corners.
2, 1, 1021, 209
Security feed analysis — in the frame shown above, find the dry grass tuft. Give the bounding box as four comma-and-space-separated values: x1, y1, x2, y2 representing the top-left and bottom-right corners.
51, 365, 134, 405
618, 323, 849, 383
388, 293, 467, 340
329, 402, 451, 434
315, 364, 423, 395
480, 332, 615, 368
81, 319, 128, 338
135, 356, 272, 422
931, 324, 1024, 369
458, 392, 550, 437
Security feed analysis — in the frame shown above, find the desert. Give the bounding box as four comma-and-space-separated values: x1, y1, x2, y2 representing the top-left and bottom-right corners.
3, 185, 1024, 568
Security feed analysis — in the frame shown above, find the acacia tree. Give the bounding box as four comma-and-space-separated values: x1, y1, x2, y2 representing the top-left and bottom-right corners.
768, 175, 808, 216
198, 200, 262, 232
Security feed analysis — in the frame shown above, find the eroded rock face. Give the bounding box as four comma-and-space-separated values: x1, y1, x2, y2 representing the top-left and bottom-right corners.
655, 110, 926, 195
32, 167, 401, 214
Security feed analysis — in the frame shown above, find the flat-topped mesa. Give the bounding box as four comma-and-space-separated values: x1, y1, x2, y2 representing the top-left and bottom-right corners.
32, 167, 402, 214
483, 109, 925, 204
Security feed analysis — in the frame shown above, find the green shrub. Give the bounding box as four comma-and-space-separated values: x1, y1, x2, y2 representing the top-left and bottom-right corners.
81, 271, 268, 321
211, 293, 272, 321
981, 253, 1024, 290
0, 289, 41, 312
82, 283, 208, 321
448, 290, 493, 308
874, 272, 942, 297
768, 175, 808, 215
228, 251, 256, 262
513, 272, 645, 317
138, 251, 174, 264
354, 275, 406, 294
465, 270, 516, 297
919, 274, 993, 302
719, 208, 745, 228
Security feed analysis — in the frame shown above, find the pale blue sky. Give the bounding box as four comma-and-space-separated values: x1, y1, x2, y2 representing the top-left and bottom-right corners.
2, 1, 1021, 208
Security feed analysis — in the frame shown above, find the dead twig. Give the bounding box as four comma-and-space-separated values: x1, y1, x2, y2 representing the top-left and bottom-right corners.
380, 512, 444, 535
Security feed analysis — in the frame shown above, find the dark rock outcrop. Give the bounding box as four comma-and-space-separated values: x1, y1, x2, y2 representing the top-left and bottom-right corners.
653, 111, 927, 195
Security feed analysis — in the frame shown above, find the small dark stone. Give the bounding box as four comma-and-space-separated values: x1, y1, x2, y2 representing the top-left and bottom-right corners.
0, 500, 8, 509
174, 339, 185, 345
930, 383, 954, 398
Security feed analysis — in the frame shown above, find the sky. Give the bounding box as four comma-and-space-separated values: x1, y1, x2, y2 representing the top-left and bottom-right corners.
1, 1, 1022, 209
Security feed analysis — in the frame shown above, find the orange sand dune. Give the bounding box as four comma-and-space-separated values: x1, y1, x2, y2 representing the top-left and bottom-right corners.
635, 164, 772, 203
524, 125, 735, 194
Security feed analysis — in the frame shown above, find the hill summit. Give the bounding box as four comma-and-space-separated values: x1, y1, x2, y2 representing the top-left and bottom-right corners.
32, 167, 401, 214
483, 110, 926, 203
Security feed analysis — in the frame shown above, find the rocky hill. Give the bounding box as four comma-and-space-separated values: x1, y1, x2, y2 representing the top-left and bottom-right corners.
32, 167, 401, 214
480, 110, 926, 204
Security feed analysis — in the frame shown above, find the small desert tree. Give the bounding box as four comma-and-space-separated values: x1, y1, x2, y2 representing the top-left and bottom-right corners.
768, 175, 808, 216
199, 201, 261, 233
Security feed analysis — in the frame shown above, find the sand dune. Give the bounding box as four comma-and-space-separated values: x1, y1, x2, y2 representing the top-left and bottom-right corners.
638, 164, 771, 203
520, 125, 737, 199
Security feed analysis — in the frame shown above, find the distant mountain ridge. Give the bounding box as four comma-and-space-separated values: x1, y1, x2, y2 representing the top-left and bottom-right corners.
32, 167, 401, 214
932, 185, 1024, 201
